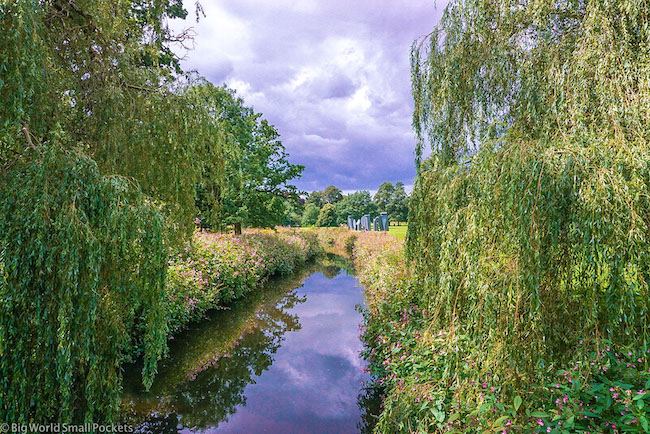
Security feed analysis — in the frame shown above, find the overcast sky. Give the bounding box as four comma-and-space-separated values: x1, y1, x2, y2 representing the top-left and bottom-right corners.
169, 1, 446, 193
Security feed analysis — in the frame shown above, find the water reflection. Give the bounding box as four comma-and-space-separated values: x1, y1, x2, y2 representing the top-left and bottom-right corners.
356, 385, 383, 434
121, 255, 379, 433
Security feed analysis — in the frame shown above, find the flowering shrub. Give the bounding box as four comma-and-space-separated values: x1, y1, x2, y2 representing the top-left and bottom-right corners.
166, 255, 220, 329
362, 332, 650, 432
165, 228, 320, 333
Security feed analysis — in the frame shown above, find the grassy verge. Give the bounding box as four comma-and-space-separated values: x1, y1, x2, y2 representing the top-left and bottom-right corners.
388, 224, 408, 240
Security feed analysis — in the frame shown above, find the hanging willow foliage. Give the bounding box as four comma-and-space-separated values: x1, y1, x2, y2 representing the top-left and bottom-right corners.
409, 0, 650, 386
0, 0, 223, 244
0, 0, 225, 423
0, 146, 168, 422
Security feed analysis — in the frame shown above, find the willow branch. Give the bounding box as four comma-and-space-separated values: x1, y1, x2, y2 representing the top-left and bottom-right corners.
2, 122, 44, 176
121, 82, 164, 92
21, 122, 38, 152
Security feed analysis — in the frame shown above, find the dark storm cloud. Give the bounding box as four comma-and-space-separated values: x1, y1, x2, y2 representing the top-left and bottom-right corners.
170, 0, 447, 192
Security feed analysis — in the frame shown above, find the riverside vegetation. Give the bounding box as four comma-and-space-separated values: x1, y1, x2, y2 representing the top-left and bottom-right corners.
320, 227, 650, 433
4, 0, 650, 431
165, 229, 320, 334
1, 222, 319, 424
351, 0, 650, 432
0, 0, 303, 424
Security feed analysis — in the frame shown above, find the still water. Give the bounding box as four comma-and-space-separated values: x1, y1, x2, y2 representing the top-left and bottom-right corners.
121, 256, 380, 433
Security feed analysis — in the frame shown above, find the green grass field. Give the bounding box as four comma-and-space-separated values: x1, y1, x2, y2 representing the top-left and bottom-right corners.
388, 224, 408, 240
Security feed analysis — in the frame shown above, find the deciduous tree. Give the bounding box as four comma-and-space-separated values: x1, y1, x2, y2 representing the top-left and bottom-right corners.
305, 190, 324, 208
373, 182, 395, 211
322, 185, 343, 204
386, 182, 408, 224
335, 191, 377, 224
315, 203, 338, 227
301, 203, 320, 227
198, 85, 303, 234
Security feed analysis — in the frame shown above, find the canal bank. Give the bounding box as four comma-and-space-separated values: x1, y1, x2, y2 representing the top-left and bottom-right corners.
121, 255, 381, 433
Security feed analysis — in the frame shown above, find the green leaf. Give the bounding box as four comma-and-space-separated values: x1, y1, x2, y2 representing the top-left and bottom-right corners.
565, 416, 575, 428
431, 408, 445, 423
493, 416, 508, 427
634, 392, 650, 401
590, 384, 605, 393
514, 395, 522, 411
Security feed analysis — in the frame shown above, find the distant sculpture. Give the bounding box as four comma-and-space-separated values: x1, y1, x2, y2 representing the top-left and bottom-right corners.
348, 213, 389, 232
380, 212, 388, 231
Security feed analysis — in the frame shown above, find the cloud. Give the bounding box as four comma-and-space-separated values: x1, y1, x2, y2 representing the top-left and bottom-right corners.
170, 0, 447, 191
206, 269, 372, 432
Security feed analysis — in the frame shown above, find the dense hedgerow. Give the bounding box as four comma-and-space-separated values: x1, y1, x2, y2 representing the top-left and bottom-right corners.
165, 229, 320, 333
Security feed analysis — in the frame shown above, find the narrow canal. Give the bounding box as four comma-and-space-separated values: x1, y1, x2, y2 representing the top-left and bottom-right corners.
121, 255, 380, 433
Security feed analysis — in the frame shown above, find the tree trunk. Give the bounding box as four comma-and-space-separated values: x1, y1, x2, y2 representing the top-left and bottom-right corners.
234, 222, 242, 235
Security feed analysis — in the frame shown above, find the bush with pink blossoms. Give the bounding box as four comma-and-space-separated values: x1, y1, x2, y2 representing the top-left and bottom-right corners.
165, 228, 320, 333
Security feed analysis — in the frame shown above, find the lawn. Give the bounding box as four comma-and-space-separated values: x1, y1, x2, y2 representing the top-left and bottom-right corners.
387, 224, 407, 240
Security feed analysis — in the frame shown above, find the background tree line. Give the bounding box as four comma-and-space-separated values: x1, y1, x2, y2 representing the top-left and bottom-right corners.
288, 182, 409, 228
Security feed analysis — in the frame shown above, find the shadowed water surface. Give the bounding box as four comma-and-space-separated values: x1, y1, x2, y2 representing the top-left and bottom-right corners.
121, 256, 380, 433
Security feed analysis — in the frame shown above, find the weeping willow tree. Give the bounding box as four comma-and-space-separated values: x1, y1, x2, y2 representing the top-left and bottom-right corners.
0, 0, 224, 423
409, 0, 650, 389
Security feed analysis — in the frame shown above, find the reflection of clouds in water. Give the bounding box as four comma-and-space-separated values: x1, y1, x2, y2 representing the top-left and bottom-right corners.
214, 271, 370, 432
124, 263, 377, 433
273, 352, 364, 418
282, 273, 367, 374
270, 272, 370, 417
282, 307, 366, 371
